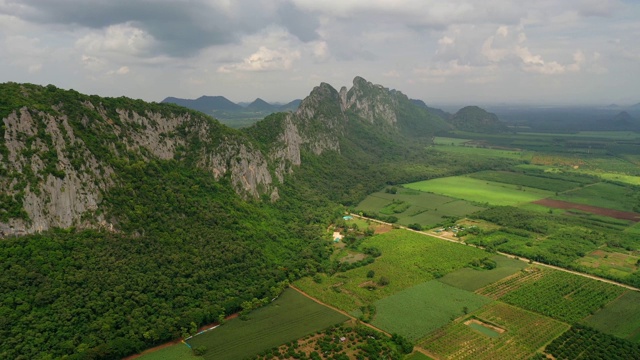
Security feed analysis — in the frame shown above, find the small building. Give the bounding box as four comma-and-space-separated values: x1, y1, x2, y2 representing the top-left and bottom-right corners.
343, 215, 353, 221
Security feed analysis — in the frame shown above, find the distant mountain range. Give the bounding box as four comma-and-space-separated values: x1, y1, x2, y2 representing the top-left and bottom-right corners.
161, 96, 301, 117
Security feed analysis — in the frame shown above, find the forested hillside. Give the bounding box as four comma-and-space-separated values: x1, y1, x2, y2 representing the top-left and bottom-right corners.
0, 78, 515, 359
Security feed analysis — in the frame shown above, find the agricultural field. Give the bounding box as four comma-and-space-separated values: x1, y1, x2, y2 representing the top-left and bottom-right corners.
186, 289, 348, 360
138, 343, 200, 360
433, 137, 470, 145
582, 156, 640, 175
420, 302, 569, 360
248, 322, 411, 360
577, 249, 639, 279
295, 229, 490, 312
467, 170, 583, 192
552, 182, 640, 213
543, 325, 640, 360
406, 352, 435, 360
355, 188, 484, 227
481, 268, 625, 323
438, 255, 528, 292
582, 170, 640, 186
627, 222, 640, 235
404, 176, 554, 206
581, 290, 640, 342
429, 143, 530, 160
370, 280, 491, 341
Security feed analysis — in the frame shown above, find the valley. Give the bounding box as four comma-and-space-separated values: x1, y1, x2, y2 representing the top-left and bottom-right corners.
1, 78, 639, 360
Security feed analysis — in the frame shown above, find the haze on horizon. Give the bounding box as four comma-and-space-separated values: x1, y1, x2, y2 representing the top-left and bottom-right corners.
1, 0, 639, 106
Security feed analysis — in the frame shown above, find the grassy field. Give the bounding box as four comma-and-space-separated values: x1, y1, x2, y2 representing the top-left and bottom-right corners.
370, 280, 491, 341
420, 302, 569, 360
553, 182, 639, 212
583, 171, 640, 186
138, 343, 201, 360
577, 249, 639, 279
404, 176, 554, 206
467, 170, 582, 192
429, 144, 530, 160
186, 289, 348, 360
485, 268, 625, 323
581, 290, 640, 343
438, 256, 528, 292
295, 230, 490, 312
433, 137, 470, 145
406, 351, 435, 360
356, 188, 484, 227
626, 222, 640, 234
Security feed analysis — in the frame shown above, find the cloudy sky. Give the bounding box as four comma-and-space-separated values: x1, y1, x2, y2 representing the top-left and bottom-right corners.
1, 0, 639, 105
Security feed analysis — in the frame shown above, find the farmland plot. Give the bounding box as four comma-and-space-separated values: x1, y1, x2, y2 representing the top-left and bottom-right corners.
581, 290, 640, 342
486, 268, 625, 323
404, 176, 554, 206
420, 302, 569, 360
295, 230, 489, 312
438, 255, 528, 292
186, 289, 348, 360
370, 280, 491, 341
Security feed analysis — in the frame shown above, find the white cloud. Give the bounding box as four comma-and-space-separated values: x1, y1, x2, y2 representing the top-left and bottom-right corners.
76, 23, 156, 57
438, 36, 455, 46
218, 46, 301, 73
414, 60, 473, 77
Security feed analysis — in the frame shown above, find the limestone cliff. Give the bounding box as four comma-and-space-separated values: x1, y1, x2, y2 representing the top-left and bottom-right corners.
0, 77, 446, 236
0, 84, 278, 236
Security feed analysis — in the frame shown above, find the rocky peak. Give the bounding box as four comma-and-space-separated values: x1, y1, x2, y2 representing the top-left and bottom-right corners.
343, 77, 399, 126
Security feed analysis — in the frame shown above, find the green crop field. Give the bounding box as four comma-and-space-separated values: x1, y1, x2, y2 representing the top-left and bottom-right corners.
553, 182, 640, 212
429, 144, 529, 160
581, 290, 640, 342
420, 302, 569, 360
406, 351, 435, 360
370, 280, 491, 341
404, 176, 554, 206
583, 171, 640, 186
438, 256, 528, 292
583, 156, 640, 175
186, 289, 348, 360
626, 222, 640, 234
490, 269, 625, 323
577, 249, 639, 279
295, 230, 490, 312
467, 170, 582, 192
356, 188, 484, 227
138, 343, 201, 360
433, 137, 470, 145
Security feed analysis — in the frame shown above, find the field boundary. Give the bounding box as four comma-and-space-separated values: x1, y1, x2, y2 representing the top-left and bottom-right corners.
350, 214, 640, 292
289, 285, 391, 337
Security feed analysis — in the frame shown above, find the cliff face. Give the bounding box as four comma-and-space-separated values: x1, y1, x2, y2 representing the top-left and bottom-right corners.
0, 77, 444, 236
0, 84, 277, 236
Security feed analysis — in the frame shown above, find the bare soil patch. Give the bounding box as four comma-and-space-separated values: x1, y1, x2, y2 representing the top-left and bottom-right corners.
533, 198, 640, 222
374, 223, 392, 234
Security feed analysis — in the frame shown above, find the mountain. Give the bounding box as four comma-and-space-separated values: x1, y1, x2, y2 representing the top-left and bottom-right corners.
279, 99, 302, 111
0, 77, 497, 359
607, 111, 640, 130
162, 95, 242, 113
449, 105, 508, 133
245, 98, 277, 112
411, 99, 450, 120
